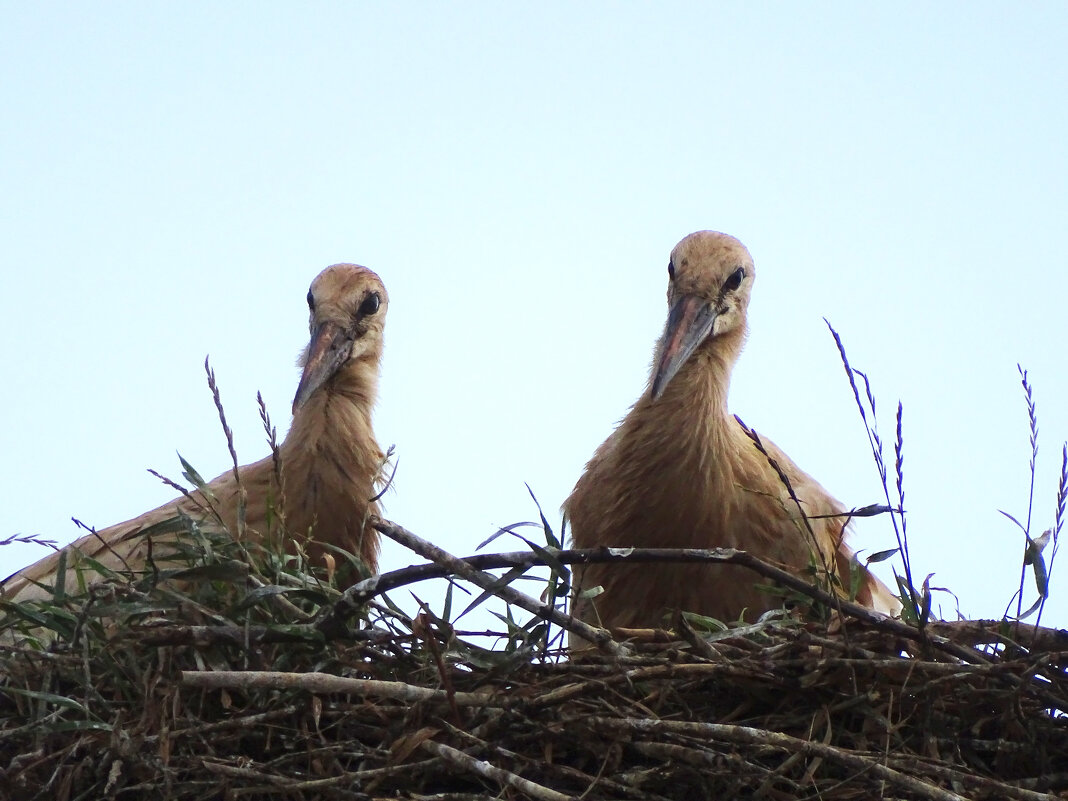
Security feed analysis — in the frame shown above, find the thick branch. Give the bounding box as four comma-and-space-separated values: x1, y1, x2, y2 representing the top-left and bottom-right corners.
329, 518, 630, 657
927, 619, 1068, 653
318, 523, 986, 664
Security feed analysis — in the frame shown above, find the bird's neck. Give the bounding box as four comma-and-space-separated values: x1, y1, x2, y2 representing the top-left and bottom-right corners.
286, 356, 379, 448
279, 354, 383, 569
634, 330, 747, 474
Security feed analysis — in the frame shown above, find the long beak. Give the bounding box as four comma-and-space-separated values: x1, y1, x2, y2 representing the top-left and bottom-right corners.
650, 294, 718, 401
293, 321, 354, 413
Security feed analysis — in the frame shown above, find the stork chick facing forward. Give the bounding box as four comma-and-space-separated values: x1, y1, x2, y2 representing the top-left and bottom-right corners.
3, 264, 388, 603
565, 232, 899, 634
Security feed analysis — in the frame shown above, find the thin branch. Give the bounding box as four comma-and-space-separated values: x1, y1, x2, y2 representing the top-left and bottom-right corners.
926, 619, 1068, 653
420, 739, 573, 801
364, 518, 630, 657
180, 670, 497, 708
591, 717, 967, 801
318, 523, 988, 665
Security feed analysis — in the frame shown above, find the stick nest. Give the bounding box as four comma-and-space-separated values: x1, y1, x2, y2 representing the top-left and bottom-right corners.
2, 520, 1066, 801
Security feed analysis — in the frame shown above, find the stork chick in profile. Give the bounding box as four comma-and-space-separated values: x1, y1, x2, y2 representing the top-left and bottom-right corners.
2, 264, 388, 603
565, 232, 899, 634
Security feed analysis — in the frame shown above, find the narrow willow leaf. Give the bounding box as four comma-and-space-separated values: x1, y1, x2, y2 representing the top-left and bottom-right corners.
477, 521, 538, 550
178, 452, 209, 490
867, 548, 899, 564
998, 509, 1026, 533
458, 566, 528, 620
525, 483, 561, 549
4, 686, 93, 713
850, 504, 894, 518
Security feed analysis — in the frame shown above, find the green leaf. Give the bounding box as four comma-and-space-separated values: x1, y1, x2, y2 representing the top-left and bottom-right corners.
477, 521, 538, 550
73, 554, 131, 583
525, 483, 561, 549
894, 573, 918, 623
1024, 529, 1052, 566
178, 452, 209, 491
1019, 596, 1043, 620
850, 504, 894, 518
133, 515, 199, 539
230, 584, 297, 612
3, 686, 94, 714
457, 565, 528, 621
680, 611, 728, 633
0, 601, 79, 640
849, 560, 863, 602
866, 548, 899, 564
519, 537, 567, 576
1030, 550, 1049, 598
377, 591, 406, 617
53, 548, 68, 602
998, 509, 1026, 533
919, 573, 934, 627
173, 562, 250, 583
87, 601, 175, 618
442, 580, 454, 622
48, 720, 115, 733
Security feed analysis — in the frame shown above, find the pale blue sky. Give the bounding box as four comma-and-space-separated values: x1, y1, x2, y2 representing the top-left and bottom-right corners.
2, 3, 1066, 627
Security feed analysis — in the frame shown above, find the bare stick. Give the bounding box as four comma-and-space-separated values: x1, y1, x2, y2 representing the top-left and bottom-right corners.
180, 669, 497, 707
368, 518, 628, 657
319, 523, 983, 664
420, 739, 572, 801
592, 717, 966, 801
927, 619, 1068, 653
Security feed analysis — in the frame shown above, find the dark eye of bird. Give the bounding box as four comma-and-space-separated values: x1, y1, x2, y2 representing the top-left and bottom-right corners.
667, 260, 675, 280
723, 267, 745, 292
359, 292, 380, 316
306, 291, 315, 310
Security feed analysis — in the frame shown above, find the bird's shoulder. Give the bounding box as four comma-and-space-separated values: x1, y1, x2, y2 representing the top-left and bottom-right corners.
730, 421, 845, 516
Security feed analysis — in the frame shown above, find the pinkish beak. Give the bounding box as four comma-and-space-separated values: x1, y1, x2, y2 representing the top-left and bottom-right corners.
651, 294, 718, 401
293, 321, 353, 413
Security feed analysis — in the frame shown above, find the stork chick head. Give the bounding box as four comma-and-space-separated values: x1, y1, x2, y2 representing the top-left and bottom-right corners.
651, 231, 755, 400
293, 264, 388, 412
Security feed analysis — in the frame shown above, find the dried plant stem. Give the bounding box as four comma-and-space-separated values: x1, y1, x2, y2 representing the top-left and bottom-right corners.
825, 322, 922, 633
256, 390, 286, 542
0, 533, 59, 550
204, 357, 247, 542
737, 420, 835, 583
1016, 365, 1039, 622
894, 401, 911, 594
69, 518, 135, 576
1037, 443, 1067, 629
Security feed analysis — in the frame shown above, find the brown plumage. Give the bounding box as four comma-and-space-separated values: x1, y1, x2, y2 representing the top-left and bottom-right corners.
565, 231, 900, 634
2, 263, 387, 602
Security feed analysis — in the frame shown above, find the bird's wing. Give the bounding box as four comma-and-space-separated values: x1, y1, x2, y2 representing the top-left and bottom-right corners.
1, 488, 225, 603
751, 431, 901, 616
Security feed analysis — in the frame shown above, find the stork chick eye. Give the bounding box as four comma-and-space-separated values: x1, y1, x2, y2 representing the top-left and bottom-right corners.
359, 292, 380, 316
723, 267, 745, 292
306, 291, 315, 310
667, 260, 675, 280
